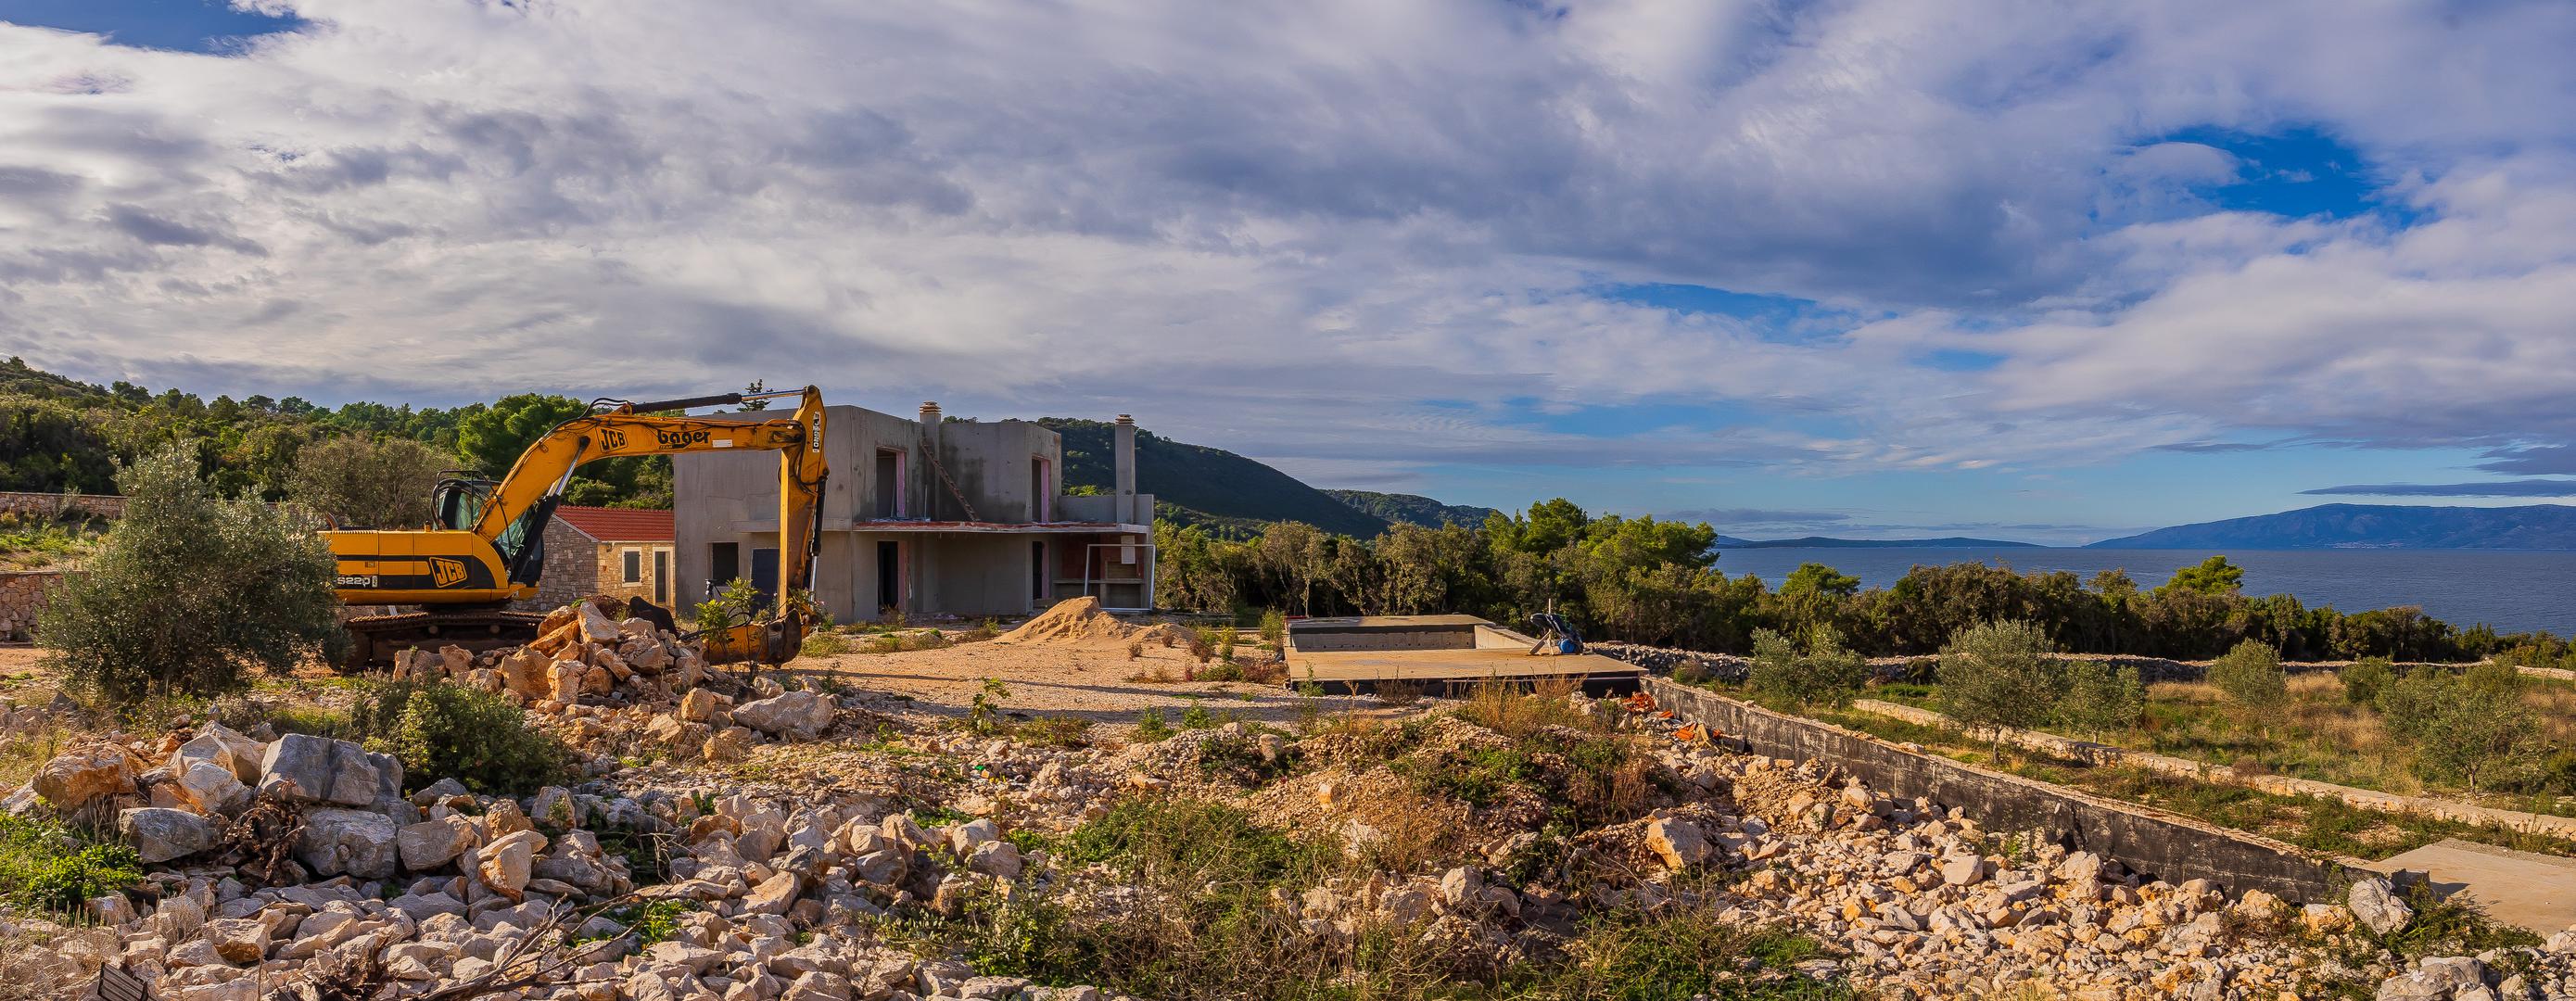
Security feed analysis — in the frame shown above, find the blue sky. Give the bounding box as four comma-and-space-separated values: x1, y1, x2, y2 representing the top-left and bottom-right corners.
4, 1, 2575, 545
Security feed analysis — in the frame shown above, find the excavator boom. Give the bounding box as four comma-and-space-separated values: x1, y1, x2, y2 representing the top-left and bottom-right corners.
330, 386, 828, 667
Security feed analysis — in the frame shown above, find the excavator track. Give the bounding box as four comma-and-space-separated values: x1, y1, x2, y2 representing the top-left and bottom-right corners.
341, 607, 548, 669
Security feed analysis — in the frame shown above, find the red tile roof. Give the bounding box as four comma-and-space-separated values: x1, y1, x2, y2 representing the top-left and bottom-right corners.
554, 506, 674, 542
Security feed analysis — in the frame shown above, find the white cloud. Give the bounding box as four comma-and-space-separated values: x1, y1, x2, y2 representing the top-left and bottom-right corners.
0, 0, 2571, 492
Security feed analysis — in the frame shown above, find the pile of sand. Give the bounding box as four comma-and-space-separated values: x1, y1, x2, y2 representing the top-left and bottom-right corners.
997, 597, 1137, 646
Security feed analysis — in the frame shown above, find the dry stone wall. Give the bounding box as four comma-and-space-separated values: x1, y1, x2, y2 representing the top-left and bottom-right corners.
1644, 677, 2369, 902
0, 489, 125, 520
0, 569, 66, 640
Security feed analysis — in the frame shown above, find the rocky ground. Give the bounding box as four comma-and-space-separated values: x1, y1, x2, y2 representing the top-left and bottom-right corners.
3, 601, 2574, 1000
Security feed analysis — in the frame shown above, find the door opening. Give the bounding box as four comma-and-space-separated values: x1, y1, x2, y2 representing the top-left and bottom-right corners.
876, 540, 901, 619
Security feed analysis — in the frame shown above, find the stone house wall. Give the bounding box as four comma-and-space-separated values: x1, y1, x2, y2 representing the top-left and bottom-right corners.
521, 519, 674, 613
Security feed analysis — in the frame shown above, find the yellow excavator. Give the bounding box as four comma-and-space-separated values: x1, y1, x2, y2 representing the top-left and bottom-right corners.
328, 386, 827, 667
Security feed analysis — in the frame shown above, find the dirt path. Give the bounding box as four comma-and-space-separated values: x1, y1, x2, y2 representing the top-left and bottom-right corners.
781, 638, 1386, 727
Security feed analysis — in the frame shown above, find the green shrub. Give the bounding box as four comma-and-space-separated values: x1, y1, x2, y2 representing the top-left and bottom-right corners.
1134, 708, 1173, 741
799, 629, 851, 657
355, 679, 574, 794
1258, 610, 1286, 650
2206, 640, 2288, 715
2052, 660, 2144, 741
39, 444, 344, 703
2341, 657, 2395, 705
1551, 906, 1856, 1000
1746, 627, 1870, 709
0, 815, 139, 919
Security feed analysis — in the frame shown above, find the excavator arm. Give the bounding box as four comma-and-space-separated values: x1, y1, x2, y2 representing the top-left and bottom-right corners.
330, 386, 828, 666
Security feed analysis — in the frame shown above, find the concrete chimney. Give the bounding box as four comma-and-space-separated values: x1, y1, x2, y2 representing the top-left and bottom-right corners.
1113, 414, 1137, 524
918, 402, 943, 519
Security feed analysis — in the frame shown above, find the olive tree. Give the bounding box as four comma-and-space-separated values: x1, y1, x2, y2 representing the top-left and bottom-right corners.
2380, 667, 2543, 793
1746, 626, 1872, 709
1937, 620, 2061, 761
286, 435, 453, 528
38, 445, 344, 703
2206, 640, 2289, 720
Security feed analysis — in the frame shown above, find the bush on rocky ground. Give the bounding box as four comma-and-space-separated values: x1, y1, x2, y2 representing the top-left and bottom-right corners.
0, 814, 138, 918
38, 443, 344, 704
352, 678, 574, 795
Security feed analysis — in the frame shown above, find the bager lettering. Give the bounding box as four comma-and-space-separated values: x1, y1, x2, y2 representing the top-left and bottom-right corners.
654, 428, 713, 448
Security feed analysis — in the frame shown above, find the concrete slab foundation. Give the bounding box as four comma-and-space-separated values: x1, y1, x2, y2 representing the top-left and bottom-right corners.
1285, 615, 1643, 695
2367, 839, 2576, 934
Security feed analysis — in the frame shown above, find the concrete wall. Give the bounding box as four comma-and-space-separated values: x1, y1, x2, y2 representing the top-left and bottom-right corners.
927, 420, 1060, 523
1643, 678, 2367, 903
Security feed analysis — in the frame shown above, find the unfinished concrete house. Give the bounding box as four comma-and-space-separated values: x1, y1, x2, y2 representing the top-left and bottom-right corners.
674, 403, 1153, 623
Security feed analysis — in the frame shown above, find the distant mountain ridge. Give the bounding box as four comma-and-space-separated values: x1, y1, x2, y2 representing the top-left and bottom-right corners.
1714, 535, 2046, 549
1038, 419, 1391, 538
1326, 489, 1501, 528
2089, 503, 2576, 550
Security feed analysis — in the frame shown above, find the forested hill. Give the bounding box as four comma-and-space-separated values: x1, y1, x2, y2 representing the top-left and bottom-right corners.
1326, 489, 1501, 528
0, 357, 666, 508
2090, 503, 2576, 550
1037, 419, 1391, 537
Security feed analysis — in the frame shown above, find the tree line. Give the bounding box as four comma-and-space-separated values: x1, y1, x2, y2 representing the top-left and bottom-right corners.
0, 357, 678, 523
1155, 497, 2544, 663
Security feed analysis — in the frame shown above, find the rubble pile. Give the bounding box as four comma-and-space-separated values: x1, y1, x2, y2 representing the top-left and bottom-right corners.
391, 598, 709, 716
10, 650, 2576, 1000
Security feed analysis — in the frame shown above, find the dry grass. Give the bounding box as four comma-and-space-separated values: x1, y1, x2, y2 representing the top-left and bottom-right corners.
0, 724, 69, 791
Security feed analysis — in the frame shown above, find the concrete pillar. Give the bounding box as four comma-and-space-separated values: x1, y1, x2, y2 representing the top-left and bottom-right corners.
918, 402, 942, 520
1113, 414, 1136, 524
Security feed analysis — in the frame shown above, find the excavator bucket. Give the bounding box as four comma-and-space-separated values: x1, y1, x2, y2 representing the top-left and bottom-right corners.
703, 608, 808, 665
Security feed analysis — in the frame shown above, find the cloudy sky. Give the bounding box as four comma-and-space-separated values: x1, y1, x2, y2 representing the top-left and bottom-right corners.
3, 0, 2573, 543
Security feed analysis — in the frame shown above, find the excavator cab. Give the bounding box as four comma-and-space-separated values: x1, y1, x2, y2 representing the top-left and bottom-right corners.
428, 474, 493, 531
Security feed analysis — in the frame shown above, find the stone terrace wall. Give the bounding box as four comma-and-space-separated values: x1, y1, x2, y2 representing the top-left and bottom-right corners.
0, 490, 124, 520
1644, 677, 2370, 903
0, 570, 68, 640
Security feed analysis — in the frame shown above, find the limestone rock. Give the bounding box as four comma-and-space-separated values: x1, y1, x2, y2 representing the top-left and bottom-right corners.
173, 761, 252, 817
744, 872, 803, 916
679, 689, 730, 724
34, 746, 137, 809
500, 651, 552, 700
1644, 817, 1711, 870
2348, 878, 2413, 936
732, 691, 835, 741
578, 602, 622, 643
120, 807, 223, 864
398, 815, 481, 871
171, 725, 265, 784
297, 808, 400, 880
257, 735, 400, 808
477, 829, 546, 900
966, 841, 1022, 880
202, 918, 271, 964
